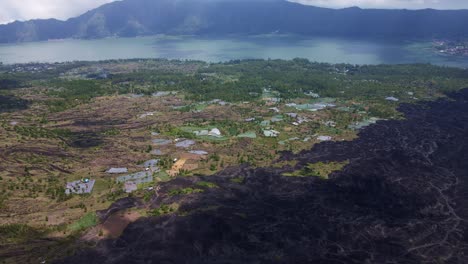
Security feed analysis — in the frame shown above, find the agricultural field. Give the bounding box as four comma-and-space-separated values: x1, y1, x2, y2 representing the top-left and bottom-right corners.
1, 59, 468, 262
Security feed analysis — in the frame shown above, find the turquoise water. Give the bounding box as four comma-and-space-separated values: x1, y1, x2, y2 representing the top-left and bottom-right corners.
0, 35, 467, 67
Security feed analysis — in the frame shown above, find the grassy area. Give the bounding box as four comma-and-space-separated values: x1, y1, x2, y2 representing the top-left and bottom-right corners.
230, 177, 244, 184
179, 126, 215, 133
237, 131, 257, 138
67, 212, 98, 232
283, 161, 349, 179
148, 203, 179, 217
0, 224, 46, 244
93, 178, 112, 193
196, 181, 219, 188
168, 187, 204, 196
154, 171, 171, 182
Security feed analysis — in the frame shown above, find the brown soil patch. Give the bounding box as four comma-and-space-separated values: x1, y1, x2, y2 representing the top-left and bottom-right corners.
83, 210, 141, 241
167, 158, 187, 177
101, 210, 141, 238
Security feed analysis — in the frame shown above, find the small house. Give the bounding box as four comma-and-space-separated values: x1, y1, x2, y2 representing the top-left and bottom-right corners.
124, 181, 138, 193
106, 168, 128, 174
176, 140, 196, 148
208, 128, 222, 137
317, 136, 332, 141
263, 130, 280, 137
385, 96, 399, 102
65, 179, 96, 195
189, 150, 209, 155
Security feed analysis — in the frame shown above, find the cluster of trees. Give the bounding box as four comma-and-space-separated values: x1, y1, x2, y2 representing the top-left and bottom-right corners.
2, 59, 468, 116
14, 125, 71, 139
107, 59, 468, 105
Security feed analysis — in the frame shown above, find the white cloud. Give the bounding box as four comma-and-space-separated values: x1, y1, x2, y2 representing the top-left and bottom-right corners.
0, 0, 118, 24
289, 0, 468, 9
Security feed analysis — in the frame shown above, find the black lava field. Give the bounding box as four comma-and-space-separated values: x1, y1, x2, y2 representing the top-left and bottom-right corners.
62, 89, 468, 264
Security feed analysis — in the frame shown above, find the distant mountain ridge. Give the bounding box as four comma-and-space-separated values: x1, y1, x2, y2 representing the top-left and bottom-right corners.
1, 0, 468, 43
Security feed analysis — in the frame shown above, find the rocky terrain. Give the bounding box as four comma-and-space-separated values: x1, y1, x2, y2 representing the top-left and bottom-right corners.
58, 88, 468, 263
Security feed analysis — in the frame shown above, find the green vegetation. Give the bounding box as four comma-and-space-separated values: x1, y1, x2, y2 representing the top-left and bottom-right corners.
105, 189, 126, 202
148, 203, 179, 216
67, 212, 98, 232
154, 171, 171, 182
102, 128, 121, 136
230, 177, 244, 184
196, 181, 219, 188
93, 179, 112, 193
237, 131, 257, 138
14, 125, 71, 139
161, 125, 196, 139
283, 161, 349, 179
0, 224, 46, 244
46, 182, 70, 202
158, 157, 175, 170
3, 59, 467, 119
168, 187, 204, 196
1, 59, 468, 261
44, 80, 108, 111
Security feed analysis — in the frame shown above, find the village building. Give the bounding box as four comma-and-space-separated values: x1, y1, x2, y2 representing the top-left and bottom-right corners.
152, 139, 172, 146
385, 96, 399, 102
65, 179, 96, 195
271, 115, 284, 122
260, 120, 271, 127
269, 107, 280, 113
208, 128, 222, 137
189, 150, 209, 155
139, 112, 155, 118
176, 140, 196, 148
305, 92, 320, 98
324, 121, 337, 127
317, 136, 332, 141
124, 182, 138, 193
117, 171, 153, 185
106, 168, 128, 174
263, 130, 280, 137
151, 149, 164, 156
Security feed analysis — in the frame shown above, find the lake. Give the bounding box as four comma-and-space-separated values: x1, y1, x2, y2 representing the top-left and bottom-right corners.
0, 35, 467, 67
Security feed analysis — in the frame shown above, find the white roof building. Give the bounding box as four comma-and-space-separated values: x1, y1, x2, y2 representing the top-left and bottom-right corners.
208, 128, 222, 137
106, 168, 128, 174
385, 96, 399, 102
263, 130, 280, 137
317, 136, 332, 141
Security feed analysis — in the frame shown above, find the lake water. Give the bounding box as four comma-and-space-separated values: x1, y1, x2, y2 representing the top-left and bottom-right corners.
0, 35, 467, 67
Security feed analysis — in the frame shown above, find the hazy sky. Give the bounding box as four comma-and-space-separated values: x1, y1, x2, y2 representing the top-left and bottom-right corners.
1, 0, 468, 25
0, 0, 116, 24
289, 0, 468, 9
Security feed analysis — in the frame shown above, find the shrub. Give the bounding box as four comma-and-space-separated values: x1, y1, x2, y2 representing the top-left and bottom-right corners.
168, 188, 204, 196
196, 181, 218, 188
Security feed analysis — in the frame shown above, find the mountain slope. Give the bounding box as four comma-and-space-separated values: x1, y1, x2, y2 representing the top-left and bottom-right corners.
60, 88, 468, 263
1, 0, 468, 43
